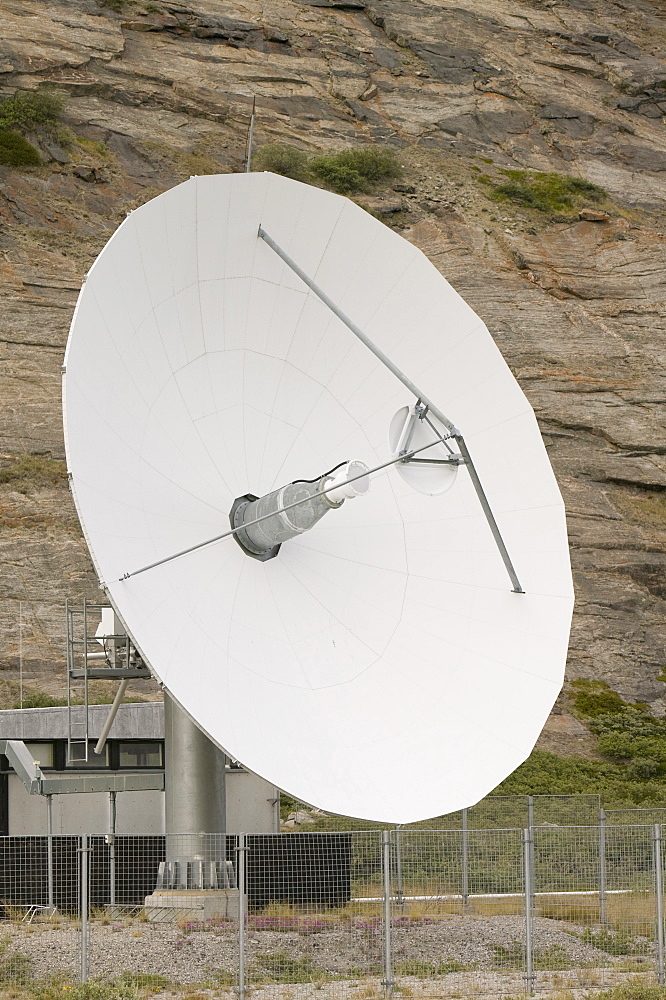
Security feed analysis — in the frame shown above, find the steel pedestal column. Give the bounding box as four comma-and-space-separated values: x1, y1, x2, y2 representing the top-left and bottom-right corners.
164, 691, 226, 858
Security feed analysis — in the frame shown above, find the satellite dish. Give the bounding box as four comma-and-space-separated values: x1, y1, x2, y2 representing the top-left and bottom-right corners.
63, 172, 574, 824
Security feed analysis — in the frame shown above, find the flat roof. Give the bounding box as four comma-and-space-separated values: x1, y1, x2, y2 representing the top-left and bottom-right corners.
0, 703, 164, 740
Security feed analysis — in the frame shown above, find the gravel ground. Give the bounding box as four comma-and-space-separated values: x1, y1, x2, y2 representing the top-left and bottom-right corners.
0, 913, 650, 988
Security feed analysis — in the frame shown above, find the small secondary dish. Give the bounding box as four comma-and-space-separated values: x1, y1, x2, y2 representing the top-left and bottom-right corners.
63, 172, 574, 824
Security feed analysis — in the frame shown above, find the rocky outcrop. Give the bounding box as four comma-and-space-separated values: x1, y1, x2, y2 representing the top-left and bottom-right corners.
0, 0, 664, 725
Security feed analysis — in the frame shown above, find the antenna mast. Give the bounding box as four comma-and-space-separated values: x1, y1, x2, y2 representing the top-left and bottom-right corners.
244, 96, 256, 173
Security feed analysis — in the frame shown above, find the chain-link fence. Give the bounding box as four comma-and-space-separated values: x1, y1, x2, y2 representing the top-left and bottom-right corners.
394, 794, 602, 831
0, 824, 665, 996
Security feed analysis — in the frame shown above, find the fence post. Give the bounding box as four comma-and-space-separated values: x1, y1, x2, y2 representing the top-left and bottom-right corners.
599, 807, 607, 925
394, 826, 404, 905
654, 824, 665, 986
46, 794, 54, 908
382, 831, 393, 997
237, 833, 247, 1000
462, 808, 469, 909
108, 791, 117, 906
527, 796, 535, 909
523, 828, 534, 995
80, 833, 89, 983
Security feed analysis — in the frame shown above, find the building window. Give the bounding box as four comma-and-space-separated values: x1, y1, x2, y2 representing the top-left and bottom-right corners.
118, 742, 163, 768
25, 743, 54, 768
66, 742, 108, 768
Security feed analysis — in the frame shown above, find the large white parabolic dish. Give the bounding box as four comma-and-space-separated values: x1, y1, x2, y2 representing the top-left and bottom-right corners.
63, 172, 574, 824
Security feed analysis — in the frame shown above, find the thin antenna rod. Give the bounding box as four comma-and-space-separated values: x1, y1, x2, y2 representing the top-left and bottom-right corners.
244, 96, 256, 173
257, 226, 524, 594
120, 436, 452, 581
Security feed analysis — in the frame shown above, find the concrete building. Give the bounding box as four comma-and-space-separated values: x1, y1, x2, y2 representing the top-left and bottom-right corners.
0, 703, 279, 836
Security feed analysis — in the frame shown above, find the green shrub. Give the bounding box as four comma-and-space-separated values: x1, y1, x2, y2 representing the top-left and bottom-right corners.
12, 690, 68, 710
254, 143, 402, 195
0, 89, 65, 133
309, 157, 367, 194
581, 926, 649, 956
252, 952, 324, 983
481, 169, 605, 214
310, 146, 401, 194
253, 143, 309, 180
571, 679, 627, 718
0, 129, 41, 167
590, 706, 662, 739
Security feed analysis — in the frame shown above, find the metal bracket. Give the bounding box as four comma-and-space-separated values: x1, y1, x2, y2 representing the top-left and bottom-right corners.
398, 401, 428, 458
229, 493, 281, 561
257, 226, 524, 594
403, 456, 463, 466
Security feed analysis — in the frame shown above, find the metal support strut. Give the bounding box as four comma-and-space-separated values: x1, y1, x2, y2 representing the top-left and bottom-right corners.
257, 226, 524, 594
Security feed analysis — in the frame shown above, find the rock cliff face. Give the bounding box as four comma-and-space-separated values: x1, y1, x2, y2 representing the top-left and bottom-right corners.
0, 0, 664, 721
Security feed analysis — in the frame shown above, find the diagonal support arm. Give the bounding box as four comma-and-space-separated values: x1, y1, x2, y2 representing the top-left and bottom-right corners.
257, 226, 524, 594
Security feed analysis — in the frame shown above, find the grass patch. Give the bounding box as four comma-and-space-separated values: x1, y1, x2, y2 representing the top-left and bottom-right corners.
76, 137, 110, 160
589, 987, 666, 1000
251, 952, 327, 984
177, 151, 221, 178
116, 972, 172, 991
570, 679, 629, 718
0, 455, 67, 490
491, 942, 571, 971
9, 682, 147, 711
34, 980, 141, 1000
480, 169, 606, 215
203, 969, 235, 987
0, 936, 32, 985
0, 130, 41, 167
580, 926, 649, 956
395, 959, 466, 977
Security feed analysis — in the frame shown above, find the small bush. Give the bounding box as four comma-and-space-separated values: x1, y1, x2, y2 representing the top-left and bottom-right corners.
310, 146, 401, 194
0, 90, 65, 133
13, 690, 68, 710
254, 143, 402, 194
571, 679, 627, 718
253, 143, 309, 180
309, 156, 366, 193
0, 129, 41, 167
252, 951, 324, 983
581, 926, 649, 956
482, 169, 606, 214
